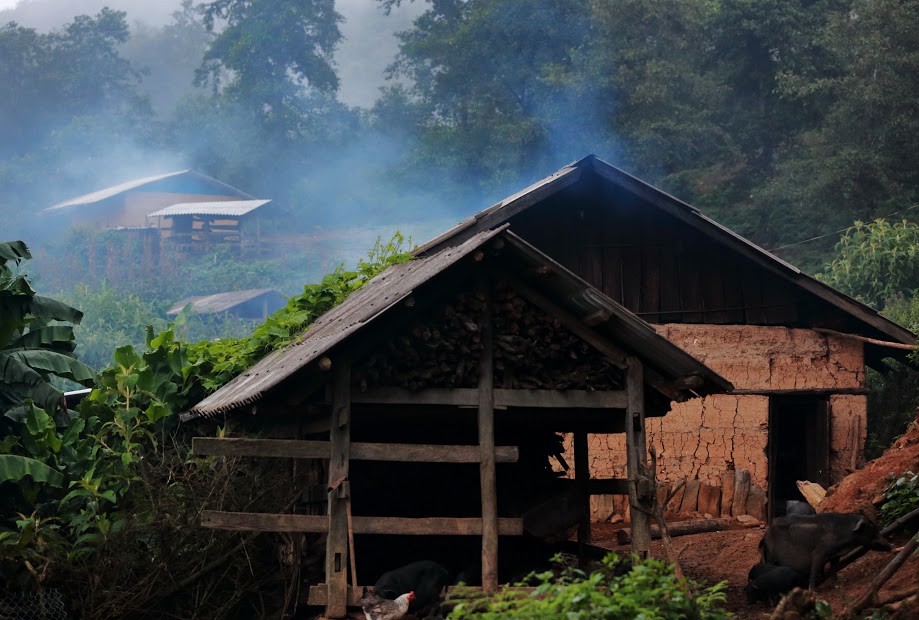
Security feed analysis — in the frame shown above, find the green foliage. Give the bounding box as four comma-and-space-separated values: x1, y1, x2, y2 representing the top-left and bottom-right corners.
878, 470, 919, 526
61, 283, 166, 371
0, 241, 96, 415
820, 219, 919, 308
0, 233, 412, 592
447, 554, 730, 620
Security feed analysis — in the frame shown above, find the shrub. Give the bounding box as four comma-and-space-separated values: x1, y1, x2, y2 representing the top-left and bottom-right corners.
879, 470, 919, 525
447, 554, 731, 620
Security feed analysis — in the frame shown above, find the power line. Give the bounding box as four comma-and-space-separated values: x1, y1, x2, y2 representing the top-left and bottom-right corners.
768, 204, 919, 252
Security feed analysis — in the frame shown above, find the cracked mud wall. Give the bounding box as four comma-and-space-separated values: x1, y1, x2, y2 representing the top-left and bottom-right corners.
829, 394, 869, 482
556, 325, 866, 520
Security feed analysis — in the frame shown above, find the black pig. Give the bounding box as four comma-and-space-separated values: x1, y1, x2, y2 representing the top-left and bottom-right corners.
373, 560, 450, 617
745, 563, 806, 604
784, 500, 816, 516
761, 513, 893, 589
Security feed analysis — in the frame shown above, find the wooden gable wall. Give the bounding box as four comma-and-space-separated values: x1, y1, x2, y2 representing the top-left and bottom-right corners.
507, 175, 847, 330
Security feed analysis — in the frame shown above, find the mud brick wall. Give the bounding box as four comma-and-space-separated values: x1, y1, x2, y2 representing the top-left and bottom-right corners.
556, 325, 867, 521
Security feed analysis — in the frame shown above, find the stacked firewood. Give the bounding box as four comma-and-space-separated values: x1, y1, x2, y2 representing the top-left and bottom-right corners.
353, 283, 624, 391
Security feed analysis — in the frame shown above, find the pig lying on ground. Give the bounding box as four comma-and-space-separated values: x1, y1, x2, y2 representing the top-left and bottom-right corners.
760, 513, 893, 589
784, 500, 816, 516
745, 562, 806, 604
373, 560, 450, 618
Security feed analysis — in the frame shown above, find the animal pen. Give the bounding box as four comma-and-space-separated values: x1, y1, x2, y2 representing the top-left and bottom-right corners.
184, 228, 731, 617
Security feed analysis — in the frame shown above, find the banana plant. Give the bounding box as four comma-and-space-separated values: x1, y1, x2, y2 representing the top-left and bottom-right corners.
0, 241, 96, 418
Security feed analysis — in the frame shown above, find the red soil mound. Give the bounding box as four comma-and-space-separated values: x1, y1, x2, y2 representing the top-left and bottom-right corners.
819, 412, 919, 520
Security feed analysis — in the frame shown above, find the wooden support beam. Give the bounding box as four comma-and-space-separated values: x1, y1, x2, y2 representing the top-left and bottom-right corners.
479, 279, 499, 594
192, 437, 520, 463
625, 357, 652, 558
326, 361, 351, 618
349, 387, 628, 409
574, 432, 591, 567
585, 478, 630, 495
201, 511, 524, 535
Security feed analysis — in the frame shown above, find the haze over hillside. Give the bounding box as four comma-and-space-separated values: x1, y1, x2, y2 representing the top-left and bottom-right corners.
0, 0, 422, 106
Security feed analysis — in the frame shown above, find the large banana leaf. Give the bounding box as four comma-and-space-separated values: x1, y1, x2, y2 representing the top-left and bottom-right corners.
0, 241, 31, 264
5, 349, 96, 385
0, 353, 64, 414
8, 325, 77, 352
0, 295, 83, 325
0, 454, 63, 487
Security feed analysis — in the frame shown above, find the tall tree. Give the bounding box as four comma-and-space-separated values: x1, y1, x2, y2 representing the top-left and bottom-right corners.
751, 0, 919, 265
378, 0, 594, 194
197, 0, 343, 132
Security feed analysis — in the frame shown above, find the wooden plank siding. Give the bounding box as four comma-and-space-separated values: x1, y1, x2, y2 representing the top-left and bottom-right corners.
511, 198, 802, 326
202, 512, 524, 535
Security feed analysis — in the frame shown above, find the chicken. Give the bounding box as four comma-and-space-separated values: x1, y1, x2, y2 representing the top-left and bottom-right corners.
360, 589, 415, 620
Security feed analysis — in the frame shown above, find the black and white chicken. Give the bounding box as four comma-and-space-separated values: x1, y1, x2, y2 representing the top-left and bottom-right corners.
360, 589, 415, 620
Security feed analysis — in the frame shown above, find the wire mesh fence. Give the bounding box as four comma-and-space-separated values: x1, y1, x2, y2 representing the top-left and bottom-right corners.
0, 589, 67, 620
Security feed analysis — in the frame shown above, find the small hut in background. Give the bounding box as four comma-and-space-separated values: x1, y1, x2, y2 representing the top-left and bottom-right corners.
148, 199, 271, 254
183, 228, 731, 617
167, 289, 286, 321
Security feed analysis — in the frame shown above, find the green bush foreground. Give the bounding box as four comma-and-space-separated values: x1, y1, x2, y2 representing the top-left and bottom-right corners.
448, 554, 730, 620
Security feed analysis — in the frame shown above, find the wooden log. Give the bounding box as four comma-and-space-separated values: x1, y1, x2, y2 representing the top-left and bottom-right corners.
656, 483, 670, 510
697, 483, 722, 517
585, 478, 630, 495
668, 480, 686, 514
746, 485, 767, 521
615, 517, 737, 544
732, 469, 751, 517
478, 280, 498, 594
192, 437, 520, 463
796, 480, 826, 508
720, 470, 735, 518
625, 357, 652, 557
679, 479, 701, 514
201, 511, 524, 535
574, 432, 591, 563
326, 361, 351, 618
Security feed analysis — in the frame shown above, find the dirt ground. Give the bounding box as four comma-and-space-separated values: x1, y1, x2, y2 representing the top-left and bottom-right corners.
592, 518, 918, 618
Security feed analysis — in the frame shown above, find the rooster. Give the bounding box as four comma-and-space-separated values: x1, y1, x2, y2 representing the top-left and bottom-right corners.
360, 588, 415, 620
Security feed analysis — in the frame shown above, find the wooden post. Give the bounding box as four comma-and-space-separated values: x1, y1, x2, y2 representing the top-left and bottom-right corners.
625, 356, 651, 558
325, 360, 351, 618
574, 432, 591, 567
478, 280, 499, 593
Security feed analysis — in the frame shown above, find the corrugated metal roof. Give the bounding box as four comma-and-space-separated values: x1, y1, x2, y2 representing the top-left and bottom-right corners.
186, 227, 732, 419
44, 170, 254, 211
417, 154, 916, 348
187, 228, 507, 417
167, 289, 283, 316
149, 199, 271, 218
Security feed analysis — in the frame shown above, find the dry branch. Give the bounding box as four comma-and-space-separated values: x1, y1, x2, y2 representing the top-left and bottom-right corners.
844, 534, 919, 617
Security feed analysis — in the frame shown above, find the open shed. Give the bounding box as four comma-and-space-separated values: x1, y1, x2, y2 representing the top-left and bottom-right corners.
185, 228, 730, 617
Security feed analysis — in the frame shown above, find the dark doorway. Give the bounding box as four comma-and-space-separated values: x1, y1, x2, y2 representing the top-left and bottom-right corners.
767, 396, 830, 521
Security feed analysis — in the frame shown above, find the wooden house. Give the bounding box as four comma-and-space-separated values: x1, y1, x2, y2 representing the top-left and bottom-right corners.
416, 155, 916, 522
41, 170, 255, 231
184, 227, 731, 617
